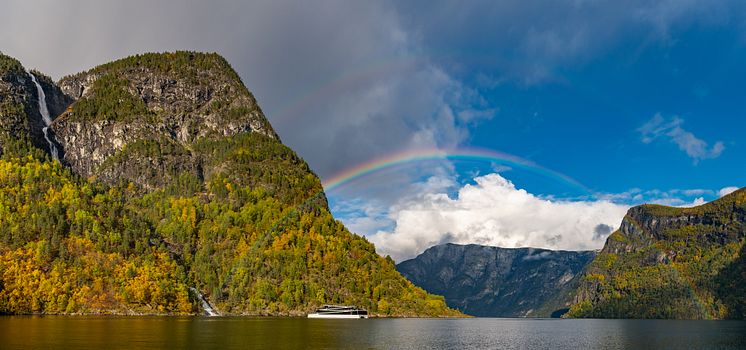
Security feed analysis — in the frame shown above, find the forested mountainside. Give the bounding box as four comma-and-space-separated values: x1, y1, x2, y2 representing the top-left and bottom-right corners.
0, 51, 459, 317
398, 243, 596, 317
568, 188, 746, 319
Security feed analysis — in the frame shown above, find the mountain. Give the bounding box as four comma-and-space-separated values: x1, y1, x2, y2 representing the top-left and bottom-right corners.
397, 243, 596, 317
0, 51, 459, 317
567, 188, 746, 319
53, 52, 278, 190
0, 55, 71, 158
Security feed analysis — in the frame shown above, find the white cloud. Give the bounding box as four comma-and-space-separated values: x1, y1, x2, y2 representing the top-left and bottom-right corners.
719, 186, 740, 197
596, 187, 719, 207
638, 113, 725, 163
346, 171, 732, 261
681, 189, 711, 196
676, 197, 707, 208
522, 250, 553, 261
329, 158, 460, 238
368, 173, 629, 262
490, 164, 512, 173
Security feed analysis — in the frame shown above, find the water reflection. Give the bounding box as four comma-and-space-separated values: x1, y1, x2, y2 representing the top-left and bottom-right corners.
2, 316, 745, 350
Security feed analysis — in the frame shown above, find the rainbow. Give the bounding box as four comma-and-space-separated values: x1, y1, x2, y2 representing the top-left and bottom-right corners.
321, 147, 591, 194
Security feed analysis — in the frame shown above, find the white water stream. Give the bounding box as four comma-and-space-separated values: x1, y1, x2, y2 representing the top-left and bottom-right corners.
190, 287, 220, 316
27, 71, 59, 161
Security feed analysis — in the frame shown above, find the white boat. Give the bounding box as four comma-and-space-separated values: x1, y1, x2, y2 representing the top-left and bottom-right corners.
307, 305, 369, 319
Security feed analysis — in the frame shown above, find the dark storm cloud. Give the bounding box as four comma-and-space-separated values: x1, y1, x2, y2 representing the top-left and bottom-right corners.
3, 0, 743, 182
0, 0, 490, 180
593, 224, 614, 240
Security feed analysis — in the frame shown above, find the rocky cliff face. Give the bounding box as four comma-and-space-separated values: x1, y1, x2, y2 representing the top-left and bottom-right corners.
51, 52, 278, 190
0, 54, 71, 157
397, 243, 596, 317
569, 188, 746, 319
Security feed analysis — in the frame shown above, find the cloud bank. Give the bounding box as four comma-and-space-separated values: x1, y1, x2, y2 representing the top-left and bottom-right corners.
340, 170, 739, 262
369, 173, 629, 262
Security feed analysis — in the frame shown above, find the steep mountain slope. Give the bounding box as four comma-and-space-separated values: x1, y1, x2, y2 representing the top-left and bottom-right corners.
0, 51, 458, 317
53, 52, 277, 191
568, 188, 746, 319
397, 243, 596, 317
0, 53, 71, 159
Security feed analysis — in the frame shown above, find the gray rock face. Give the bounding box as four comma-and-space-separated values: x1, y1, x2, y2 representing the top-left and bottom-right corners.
53, 119, 161, 177
50, 52, 279, 189
0, 55, 72, 156
397, 243, 596, 317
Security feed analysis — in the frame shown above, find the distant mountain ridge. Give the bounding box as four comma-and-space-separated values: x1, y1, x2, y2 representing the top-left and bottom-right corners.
397, 243, 596, 317
568, 187, 746, 319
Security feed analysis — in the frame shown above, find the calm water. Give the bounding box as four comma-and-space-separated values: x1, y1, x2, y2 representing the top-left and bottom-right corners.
2, 316, 745, 349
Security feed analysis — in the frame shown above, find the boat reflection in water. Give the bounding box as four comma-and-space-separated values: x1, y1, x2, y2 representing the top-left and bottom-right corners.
307, 305, 369, 319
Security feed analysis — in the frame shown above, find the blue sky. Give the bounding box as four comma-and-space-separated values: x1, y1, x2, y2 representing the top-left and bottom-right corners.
324, 1, 746, 259
2, 0, 744, 260
392, 0, 746, 197
465, 26, 745, 196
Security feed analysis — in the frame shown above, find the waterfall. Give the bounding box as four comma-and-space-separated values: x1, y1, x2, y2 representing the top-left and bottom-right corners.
27, 71, 59, 161
190, 287, 220, 316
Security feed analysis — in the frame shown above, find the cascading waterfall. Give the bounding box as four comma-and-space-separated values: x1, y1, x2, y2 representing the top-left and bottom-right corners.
190, 287, 220, 316
27, 71, 59, 161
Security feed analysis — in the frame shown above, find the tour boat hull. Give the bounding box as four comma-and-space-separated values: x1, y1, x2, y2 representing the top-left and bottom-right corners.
307, 305, 369, 318
307, 313, 368, 319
